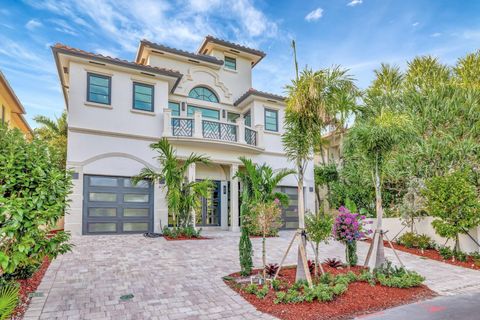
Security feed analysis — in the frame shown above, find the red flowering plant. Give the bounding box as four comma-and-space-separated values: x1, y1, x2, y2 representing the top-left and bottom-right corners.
333, 206, 372, 266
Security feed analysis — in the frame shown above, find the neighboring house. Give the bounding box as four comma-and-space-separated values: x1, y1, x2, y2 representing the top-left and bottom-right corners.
52, 36, 316, 236
0, 71, 32, 137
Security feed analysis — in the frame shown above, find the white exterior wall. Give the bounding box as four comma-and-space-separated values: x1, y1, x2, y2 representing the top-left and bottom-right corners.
63, 45, 316, 235
365, 217, 480, 253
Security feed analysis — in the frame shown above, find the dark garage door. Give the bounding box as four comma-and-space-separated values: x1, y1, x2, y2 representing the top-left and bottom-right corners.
83, 175, 153, 235
278, 186, 299, 230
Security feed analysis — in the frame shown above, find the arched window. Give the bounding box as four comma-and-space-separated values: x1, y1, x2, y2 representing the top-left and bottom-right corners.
189, 86, 219, 103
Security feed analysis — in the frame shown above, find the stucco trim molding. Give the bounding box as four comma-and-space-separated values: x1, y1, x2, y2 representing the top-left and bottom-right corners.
69, 152, 159, 170
179, 66, 232, 100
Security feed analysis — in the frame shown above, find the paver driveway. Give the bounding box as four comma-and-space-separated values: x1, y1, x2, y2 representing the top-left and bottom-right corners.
24, 231, 480, 320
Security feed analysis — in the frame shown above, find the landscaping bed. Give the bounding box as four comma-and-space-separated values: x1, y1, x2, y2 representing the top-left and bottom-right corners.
224, 265, 436, 320
10, 257, 51, 319
164, 235, 211, 241
363, 238, 480, 271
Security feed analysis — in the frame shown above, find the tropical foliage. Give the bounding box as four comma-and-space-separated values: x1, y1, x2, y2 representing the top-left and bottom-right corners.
235, 157, 294, 236
0, 127, 72, 277
423, 170, 480, 253
331, 51, 480, 218
0, 284, 19, 320
235, 157, 293, 276
33, 111, 68, 169
133, 138, 212, 229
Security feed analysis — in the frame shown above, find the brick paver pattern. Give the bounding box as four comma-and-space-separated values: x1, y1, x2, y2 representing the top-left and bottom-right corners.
23, 231, 480, 319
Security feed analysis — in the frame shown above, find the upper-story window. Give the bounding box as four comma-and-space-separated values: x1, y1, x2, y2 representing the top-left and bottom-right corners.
265, 108, 278, 132
87, 73, 111, 105
168, 101, 180, 116
133, 82, 154, 112
224, 56, 236, 70
189, 86, 219, 103
244, 110, 252, 127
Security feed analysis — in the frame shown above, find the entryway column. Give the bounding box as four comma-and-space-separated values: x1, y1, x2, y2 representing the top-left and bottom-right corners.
230, 164, 240, 232
188, 163, 196, 228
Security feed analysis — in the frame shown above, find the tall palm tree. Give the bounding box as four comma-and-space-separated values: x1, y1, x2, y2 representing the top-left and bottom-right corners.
133, 138, 211, 228
34, 111, 68, 168
283, 63, 358, 281
349, 110, 414, 269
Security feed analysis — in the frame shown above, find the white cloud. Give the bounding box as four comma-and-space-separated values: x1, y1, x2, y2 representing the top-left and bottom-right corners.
347, 0, 363, 7
305, 8, 323, 22
412, 22, 419, 27
431, 32, 442, 37
26, 0, 279, 53
49, 19, 78, 36
25, 19, 43, 30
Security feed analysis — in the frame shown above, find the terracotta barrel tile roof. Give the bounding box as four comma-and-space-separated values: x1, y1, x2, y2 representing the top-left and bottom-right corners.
234, 88, 286, 106
139, 39, 224, 65
52, 43, 183, 78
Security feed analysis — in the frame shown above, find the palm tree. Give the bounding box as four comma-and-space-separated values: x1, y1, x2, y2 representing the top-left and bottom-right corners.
133, 138, 211, 228
349, 110, 414, 269
235, 157, 294, 229
34, 111, 68, 168
235, 157, 294, 278
283, 64, 357, 281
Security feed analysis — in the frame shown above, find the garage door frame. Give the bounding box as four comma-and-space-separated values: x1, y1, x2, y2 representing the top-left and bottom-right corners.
82, 175, 154, 235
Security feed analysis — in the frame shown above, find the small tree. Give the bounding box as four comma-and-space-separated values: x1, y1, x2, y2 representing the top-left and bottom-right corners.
239, 186, 253, 276
0, 127, 72, 276
251, 201, 283, 279
133, 138, 211, 229
399, 178, 426, 233
305, 210, 333, 276
333, 206, 371, 267
423, 171, 480, 256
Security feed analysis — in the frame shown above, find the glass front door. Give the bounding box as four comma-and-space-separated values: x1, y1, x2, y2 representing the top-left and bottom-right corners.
196, 180, 221, 226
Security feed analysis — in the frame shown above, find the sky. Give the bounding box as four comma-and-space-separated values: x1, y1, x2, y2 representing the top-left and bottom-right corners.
1, 0, 480, 128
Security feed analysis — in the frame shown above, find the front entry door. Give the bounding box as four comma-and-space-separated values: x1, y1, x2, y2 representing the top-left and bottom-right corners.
197, 180, 221, 226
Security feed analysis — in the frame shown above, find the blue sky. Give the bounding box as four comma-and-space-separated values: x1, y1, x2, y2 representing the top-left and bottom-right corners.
1, 0, 480, 128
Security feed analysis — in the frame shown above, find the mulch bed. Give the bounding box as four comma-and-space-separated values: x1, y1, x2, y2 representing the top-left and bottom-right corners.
10, 257, 51, 320
363, 238, 480, 270
164, 236, 211, 241
225, 265, 436, 320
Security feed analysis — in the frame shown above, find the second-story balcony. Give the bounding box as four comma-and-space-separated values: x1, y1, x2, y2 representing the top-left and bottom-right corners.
162, 108, 264, 152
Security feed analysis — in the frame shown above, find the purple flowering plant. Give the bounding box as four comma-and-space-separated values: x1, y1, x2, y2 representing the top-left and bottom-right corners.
333, 206, 372, 243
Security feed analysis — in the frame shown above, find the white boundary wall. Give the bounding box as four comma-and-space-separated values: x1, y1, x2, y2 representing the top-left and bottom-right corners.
365, 217, 480, 253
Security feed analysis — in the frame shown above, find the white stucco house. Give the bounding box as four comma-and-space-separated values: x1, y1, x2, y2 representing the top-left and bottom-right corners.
52, 36, 315, 236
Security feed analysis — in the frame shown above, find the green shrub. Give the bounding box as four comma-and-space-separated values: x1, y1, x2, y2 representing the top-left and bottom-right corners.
397, 232, 434, 250
270, 279, 282, 291
470, 251, 480, 260
376, 271, 425, 288
374, 260, 424, 288
398, 232, 417, 248
454, 251, 467, 262
2, 263, 40, 281
244, 283, 258, 294
274, 291, 287, 304
162, 226, 201, 238
319, 272, 335, 285
255, 286, 269, 299
358, 270, 376, 286
438, 247, 453, 260
0, 127, 72, 276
